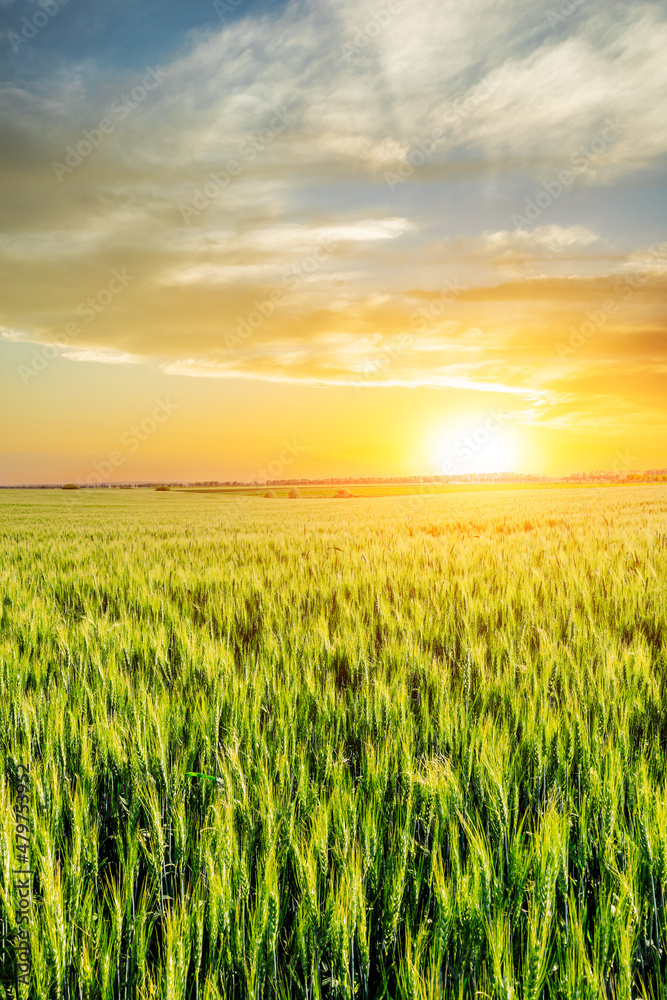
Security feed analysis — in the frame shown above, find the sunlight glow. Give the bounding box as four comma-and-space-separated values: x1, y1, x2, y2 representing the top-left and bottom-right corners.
428, 416, 521, 476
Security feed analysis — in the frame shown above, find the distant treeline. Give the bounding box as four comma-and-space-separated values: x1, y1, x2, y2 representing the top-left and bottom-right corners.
191, 473, 551, 487
2, 469, 666, 488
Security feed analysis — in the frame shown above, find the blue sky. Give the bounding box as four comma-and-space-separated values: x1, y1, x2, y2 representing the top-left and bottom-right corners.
0, 0, 275, 77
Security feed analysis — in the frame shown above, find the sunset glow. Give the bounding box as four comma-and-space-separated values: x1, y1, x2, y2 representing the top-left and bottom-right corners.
428, 421, 523, 478
1, 0, 666, 481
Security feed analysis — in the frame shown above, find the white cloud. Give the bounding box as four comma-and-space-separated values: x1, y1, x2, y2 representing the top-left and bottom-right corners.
621, 242, 667, 276
158, 218, 413, 285
59, 348, 142, 365
9, 0, 665, 185
485, 225, 599, 253
0, 326, 31, 340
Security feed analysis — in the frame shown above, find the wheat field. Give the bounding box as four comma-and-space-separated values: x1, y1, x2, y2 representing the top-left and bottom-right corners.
0, 485, 666, 999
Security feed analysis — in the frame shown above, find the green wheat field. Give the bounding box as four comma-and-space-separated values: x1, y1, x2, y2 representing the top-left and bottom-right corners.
1, 484, 666, 1000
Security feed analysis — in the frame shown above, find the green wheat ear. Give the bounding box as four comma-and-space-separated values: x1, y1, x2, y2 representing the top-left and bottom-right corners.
2, 483, 666, 998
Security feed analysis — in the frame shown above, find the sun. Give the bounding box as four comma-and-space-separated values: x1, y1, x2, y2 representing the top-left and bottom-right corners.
428, 416, 521, 476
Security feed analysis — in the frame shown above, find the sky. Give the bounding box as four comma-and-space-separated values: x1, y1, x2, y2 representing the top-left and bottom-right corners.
1, 0, 666, 484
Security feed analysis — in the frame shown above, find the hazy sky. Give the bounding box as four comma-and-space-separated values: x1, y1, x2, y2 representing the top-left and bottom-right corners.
1, 0, 666, 483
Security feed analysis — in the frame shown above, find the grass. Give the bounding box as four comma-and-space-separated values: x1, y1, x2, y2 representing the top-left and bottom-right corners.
0, 484, 666, 999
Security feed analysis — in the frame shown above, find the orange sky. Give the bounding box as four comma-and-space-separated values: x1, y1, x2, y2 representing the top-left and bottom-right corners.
1, 0, 666, 482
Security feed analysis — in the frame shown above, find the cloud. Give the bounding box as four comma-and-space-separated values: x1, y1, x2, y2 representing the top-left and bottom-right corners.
58, 347, 142, 365
158, 218, 414, 286
485, 225, 599, 254
0, 325, 29, 340
1, 0, 666, 447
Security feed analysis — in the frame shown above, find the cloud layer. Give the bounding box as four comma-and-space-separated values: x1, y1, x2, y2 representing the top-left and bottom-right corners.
2, 0, 667, 439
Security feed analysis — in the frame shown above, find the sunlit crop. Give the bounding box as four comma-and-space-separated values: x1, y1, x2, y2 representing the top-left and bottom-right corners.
0, 485, 665, 999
